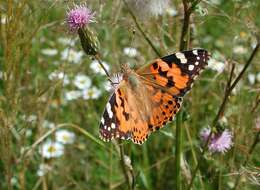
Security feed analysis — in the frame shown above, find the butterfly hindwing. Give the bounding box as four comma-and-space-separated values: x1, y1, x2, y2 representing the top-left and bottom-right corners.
144, 83, 183, 132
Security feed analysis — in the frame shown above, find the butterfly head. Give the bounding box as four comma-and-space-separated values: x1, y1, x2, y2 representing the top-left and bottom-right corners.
120, 64, 140, 89
120, 63, 131, 75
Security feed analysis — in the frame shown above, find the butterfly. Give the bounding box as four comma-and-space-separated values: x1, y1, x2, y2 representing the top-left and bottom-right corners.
99, 49, 210, 144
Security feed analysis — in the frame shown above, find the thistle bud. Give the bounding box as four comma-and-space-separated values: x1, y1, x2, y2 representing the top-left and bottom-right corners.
78, 27, 99, 56
67, 4, 99, 56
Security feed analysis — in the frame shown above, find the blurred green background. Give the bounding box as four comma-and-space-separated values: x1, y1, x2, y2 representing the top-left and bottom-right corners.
0, 0, 259, 189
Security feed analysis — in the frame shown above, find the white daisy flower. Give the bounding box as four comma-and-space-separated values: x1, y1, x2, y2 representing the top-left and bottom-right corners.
247, 73, 256, 85
41, 48, 58, 56
233, 45, 247, 54
149, 0, 170, 16
73, 74, 92, 90
208, 59, 225, 73
55, 129, 75, 144
42, 120, 55, 129
48, 71, 69, 85
48, 71, 64, 80
82, 86, 102, 100
58, 37, 76, 46
209, 0, 221, 5
166, 7, 178, 16
251, 38, 258, 49
123, 47, 138, 57
195, 6, 208, 16
90, 60, 110, 75
25, 129, 33, 137
61, 48, 83, 64
64, 90, 82, 101
10, 177, 18, 185
27, 115, 37, 123
103, 81, 112, 91
1, 15, 6, 24
208, 52, 226, 73
39, 141, 64, 159
37, 163, 52, 177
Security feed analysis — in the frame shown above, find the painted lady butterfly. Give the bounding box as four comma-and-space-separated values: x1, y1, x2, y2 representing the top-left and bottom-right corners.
100, 49, 210, 144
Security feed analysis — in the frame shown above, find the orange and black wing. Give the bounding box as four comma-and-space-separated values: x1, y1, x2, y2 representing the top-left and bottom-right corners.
99, 83, 150, 144
137, 49, 210, 97
138, 49, 210, 131
100, 49, 210, 144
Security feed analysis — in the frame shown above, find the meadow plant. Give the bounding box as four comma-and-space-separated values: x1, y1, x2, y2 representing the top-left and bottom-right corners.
200, 128, 233, 153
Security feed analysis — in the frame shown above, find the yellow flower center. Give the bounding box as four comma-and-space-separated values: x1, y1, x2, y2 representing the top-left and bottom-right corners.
47, 146, 57, 153
88, 90, 94, 97
62, 135, 69, 142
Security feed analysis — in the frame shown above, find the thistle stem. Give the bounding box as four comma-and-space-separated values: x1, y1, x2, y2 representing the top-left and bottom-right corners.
179, 0, 190, 51
179, 0, 202, 51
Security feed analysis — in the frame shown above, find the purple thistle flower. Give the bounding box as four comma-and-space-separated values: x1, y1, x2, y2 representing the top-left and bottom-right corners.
200, 128, 233, 154
67, 4, 95, 32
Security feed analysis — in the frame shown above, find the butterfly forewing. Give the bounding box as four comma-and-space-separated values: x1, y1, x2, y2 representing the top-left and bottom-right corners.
99, 90, 131, 141
99, 82, 150, 144
137, 49, 209, 97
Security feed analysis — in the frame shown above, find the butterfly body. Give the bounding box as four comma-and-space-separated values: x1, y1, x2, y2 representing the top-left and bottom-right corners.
100, 49, 210, 144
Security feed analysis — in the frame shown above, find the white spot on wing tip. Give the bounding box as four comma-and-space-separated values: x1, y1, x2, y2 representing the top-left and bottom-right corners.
188, 65, 195, 71
181, 58, 187, 64
176, 52, 187, 64
176, 52, 185, 59
111, 123, 116, 129
193, 50, 198, 55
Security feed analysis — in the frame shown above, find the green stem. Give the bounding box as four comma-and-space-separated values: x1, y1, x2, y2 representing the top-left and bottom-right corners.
218, 169, 222, 190
179, 0, 191, 51
175, 112, 183, 190
184, 125, 205, 190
